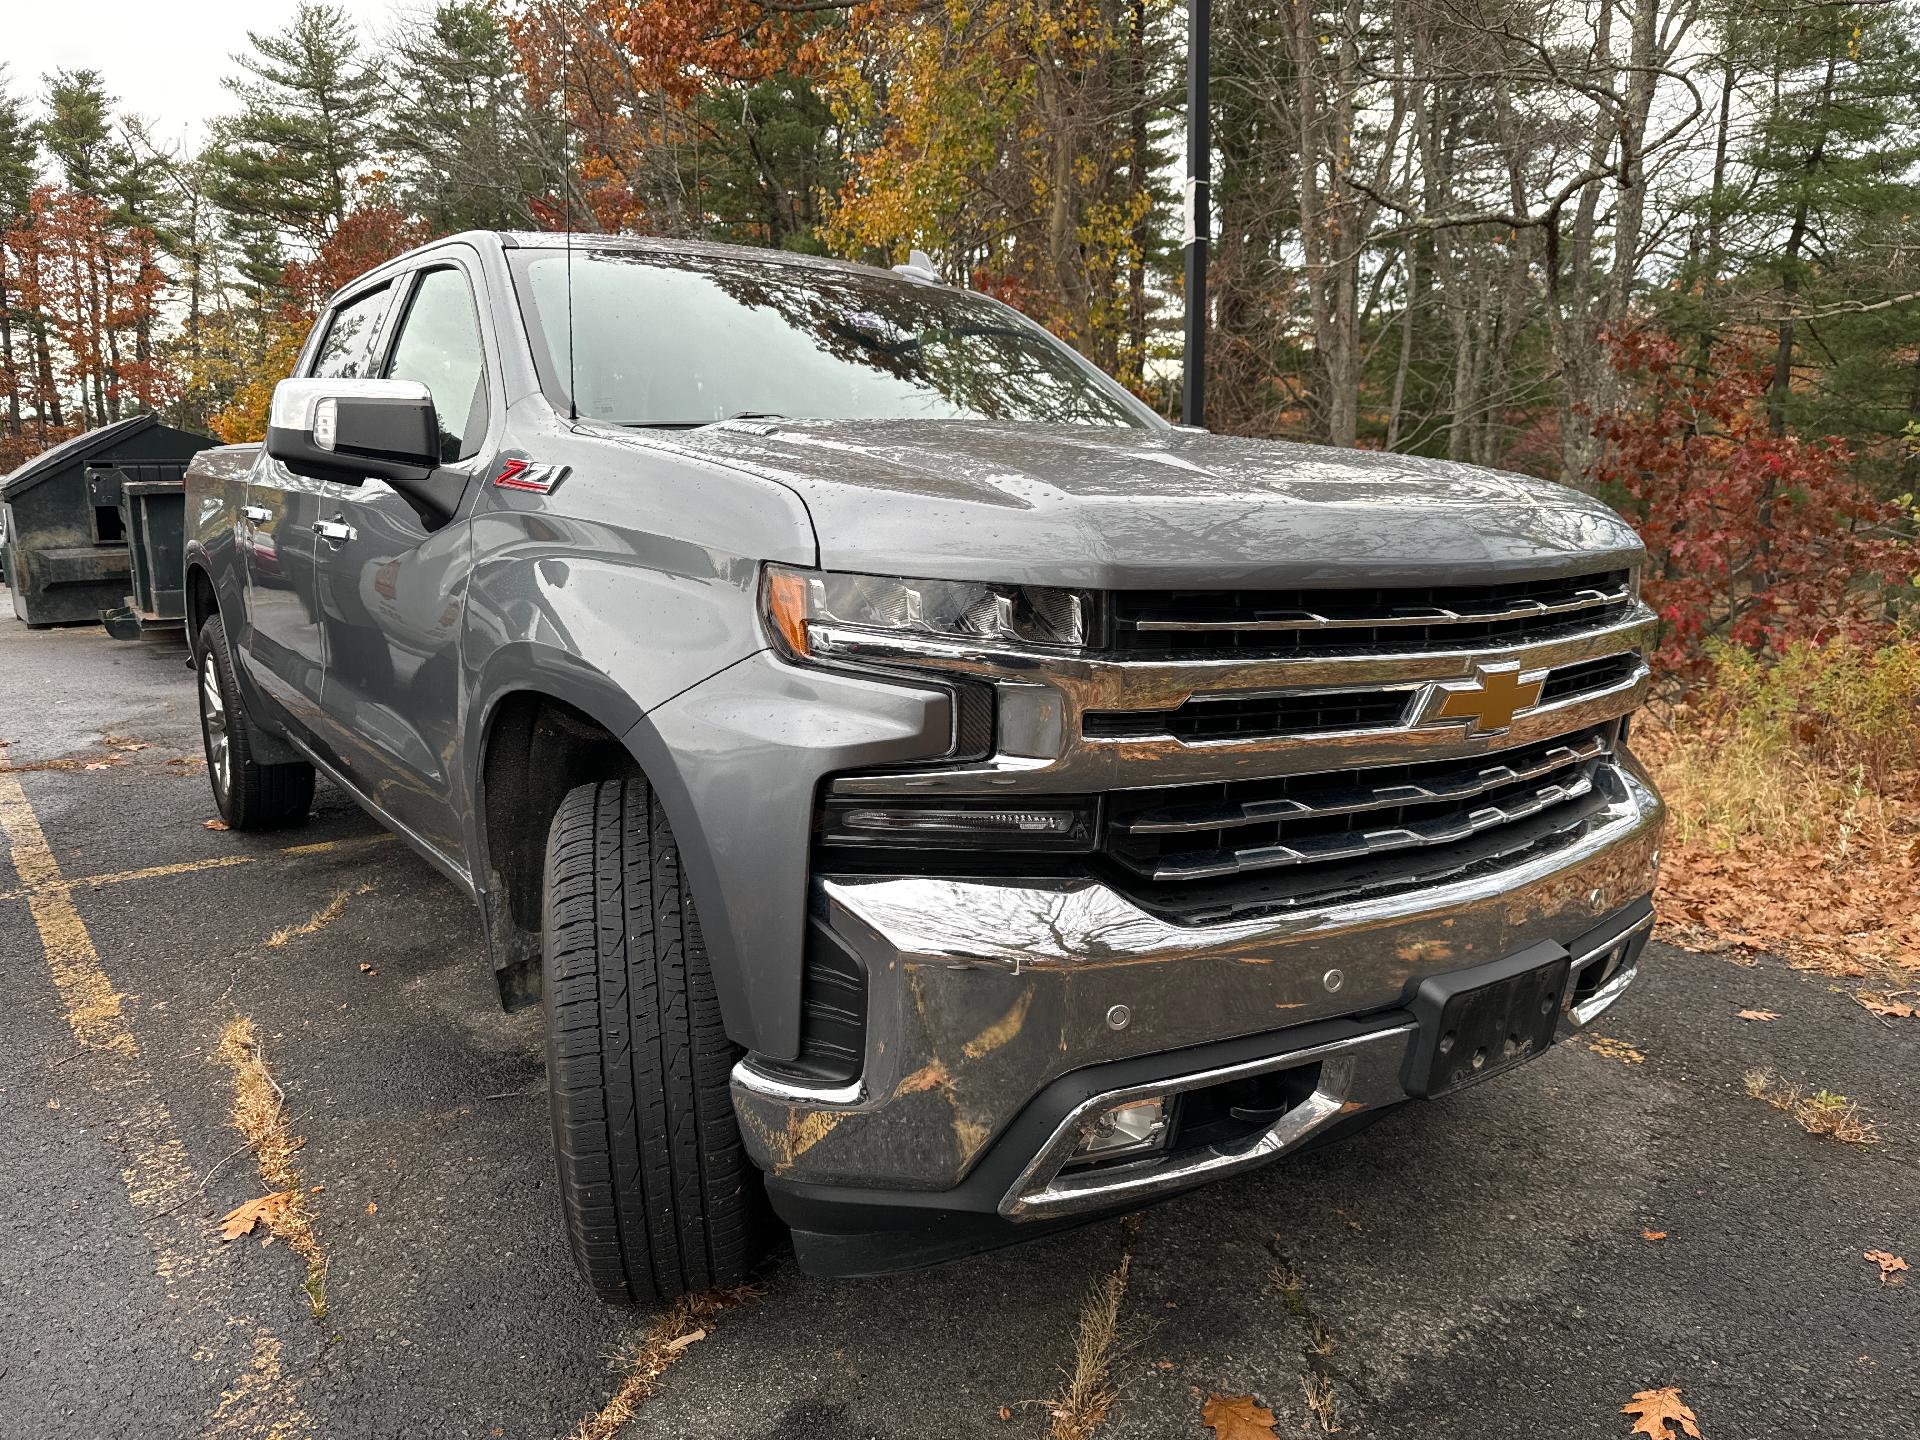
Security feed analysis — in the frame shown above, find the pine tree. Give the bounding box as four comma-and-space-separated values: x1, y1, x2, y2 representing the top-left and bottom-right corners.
380, 1, 555, 232
41, 70, 126, 197
687, 75, 843, 253
1720, 2, 1920, 453
204, 2, 381, 249
0, 67, 40, 446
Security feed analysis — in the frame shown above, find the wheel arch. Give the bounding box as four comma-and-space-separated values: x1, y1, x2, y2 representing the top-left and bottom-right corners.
185, 560, 218, 656
465, 651, 735, 1031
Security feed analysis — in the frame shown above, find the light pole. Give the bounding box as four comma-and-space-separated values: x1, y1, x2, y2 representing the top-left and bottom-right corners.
1181, 0, 1211, 429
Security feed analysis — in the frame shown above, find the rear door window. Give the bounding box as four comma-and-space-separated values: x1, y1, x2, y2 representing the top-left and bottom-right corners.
309, 284, 393, 379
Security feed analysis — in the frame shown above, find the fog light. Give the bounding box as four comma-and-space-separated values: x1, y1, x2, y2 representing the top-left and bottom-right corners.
1068, 1097, 1169, 1165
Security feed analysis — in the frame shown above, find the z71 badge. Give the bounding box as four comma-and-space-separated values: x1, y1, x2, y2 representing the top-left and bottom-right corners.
493, 458, 570, 494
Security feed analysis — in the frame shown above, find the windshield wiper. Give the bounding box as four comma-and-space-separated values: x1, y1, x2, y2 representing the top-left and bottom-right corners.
615, 411, 791, 430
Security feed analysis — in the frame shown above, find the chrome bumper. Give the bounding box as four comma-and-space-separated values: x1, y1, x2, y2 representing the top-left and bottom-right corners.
731, 757, 1663, 1199
1001, 904, 1650, 1220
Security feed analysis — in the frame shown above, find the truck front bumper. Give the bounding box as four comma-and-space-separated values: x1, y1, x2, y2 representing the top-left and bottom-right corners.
732, 755, 1662, 1275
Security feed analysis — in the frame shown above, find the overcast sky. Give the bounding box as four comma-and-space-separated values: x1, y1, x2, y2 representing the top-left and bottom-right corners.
3, 0, 400, 155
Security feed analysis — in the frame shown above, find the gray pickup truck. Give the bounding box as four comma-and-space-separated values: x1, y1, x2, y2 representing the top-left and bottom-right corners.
182, 230, 1663, 1303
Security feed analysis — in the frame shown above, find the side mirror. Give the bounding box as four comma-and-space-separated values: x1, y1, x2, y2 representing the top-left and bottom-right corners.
267, 377, 439, 484
266, 378, 468, 525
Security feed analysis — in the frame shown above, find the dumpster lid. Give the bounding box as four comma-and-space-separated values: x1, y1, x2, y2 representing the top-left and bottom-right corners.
1, 415, 160, 503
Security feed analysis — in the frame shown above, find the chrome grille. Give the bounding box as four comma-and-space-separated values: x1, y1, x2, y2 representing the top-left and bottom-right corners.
1538, 652, 1638, 703
1084, 687, 1413, 741
1111, 570, 1632, 655
1102, 726, 1618, 921
1084, 654, 1639, 744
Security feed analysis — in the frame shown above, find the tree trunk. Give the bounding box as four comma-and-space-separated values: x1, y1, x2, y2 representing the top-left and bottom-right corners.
0, 246, 19, 438
1125, 0, 1150, 381
1769, 45, 1839, 435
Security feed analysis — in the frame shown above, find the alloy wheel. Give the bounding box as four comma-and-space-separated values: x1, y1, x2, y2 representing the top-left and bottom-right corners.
200, 651, 231, 801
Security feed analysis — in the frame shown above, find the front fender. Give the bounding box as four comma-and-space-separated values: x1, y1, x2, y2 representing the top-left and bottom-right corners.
632, 650, 953, 1062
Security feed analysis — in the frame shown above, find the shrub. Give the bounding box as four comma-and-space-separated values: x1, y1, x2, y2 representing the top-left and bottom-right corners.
1592, 331, 1914, 684
1648, 633, 1920, 845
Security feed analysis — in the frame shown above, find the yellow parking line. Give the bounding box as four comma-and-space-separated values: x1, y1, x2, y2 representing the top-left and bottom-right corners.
0, 831, 399, 903
278, 833, 395, 858
79, 854, 258, 890
0, 761, 311, 1436
0, 769, 139, 1053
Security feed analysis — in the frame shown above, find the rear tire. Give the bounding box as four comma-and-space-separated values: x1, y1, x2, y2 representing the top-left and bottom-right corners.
195, 614, 315, 831
543, 776, 761, 1304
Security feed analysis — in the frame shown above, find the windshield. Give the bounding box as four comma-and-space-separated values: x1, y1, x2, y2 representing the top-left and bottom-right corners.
509, 247, 1152, 429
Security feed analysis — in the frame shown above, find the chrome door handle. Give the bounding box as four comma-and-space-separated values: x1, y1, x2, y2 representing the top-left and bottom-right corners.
241, 505, 271, 524
313, 519, 357, 544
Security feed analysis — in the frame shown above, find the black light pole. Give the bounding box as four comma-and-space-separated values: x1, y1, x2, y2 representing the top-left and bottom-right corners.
1181, 0, 1211, 428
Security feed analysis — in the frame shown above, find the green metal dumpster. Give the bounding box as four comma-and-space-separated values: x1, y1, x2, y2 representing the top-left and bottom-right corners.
88, 462, 191, 639
0, 415, 214, 628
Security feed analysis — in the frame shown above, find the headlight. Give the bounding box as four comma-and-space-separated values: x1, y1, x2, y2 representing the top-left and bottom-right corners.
763, 564, 1093, 660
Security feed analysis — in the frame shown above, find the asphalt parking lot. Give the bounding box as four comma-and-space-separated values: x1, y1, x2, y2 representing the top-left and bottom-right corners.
1, 608, 1915, 1440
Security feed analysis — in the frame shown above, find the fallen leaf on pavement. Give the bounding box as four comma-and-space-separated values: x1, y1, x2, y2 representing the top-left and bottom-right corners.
663, 1328, 705, 1354
1864, 1251, 1909, 1285
1588, 1035, 1646, 1064
1202, 1393, 1279, 1440
218, 1191, 292, 1241
1621, 1387, 1702, 1439
1853, 993, 1916, 1020
998, 1406, 1011, 1423
204, 818, 230, 831
1643, 1230, 1668, 1241
1735, 1010, 1780, 1022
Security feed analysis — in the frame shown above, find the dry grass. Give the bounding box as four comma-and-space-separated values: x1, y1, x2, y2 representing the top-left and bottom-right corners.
265, 882, 375, 949
572, 1287, 759, 1440
1743, 1069, 1881, 1146
1301, 1372, 1342, 1433
215, 1017, 329, 1318
1047, 1220, 1140, 1440
1638, 637, 1920, 976
1270, 1260, 1309, 1315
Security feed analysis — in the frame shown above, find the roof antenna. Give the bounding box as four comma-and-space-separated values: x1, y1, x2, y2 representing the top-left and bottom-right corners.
561, 31, 578, 424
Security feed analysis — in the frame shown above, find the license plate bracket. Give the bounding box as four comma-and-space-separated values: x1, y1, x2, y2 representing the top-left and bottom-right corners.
1402, 940, 1572, 1099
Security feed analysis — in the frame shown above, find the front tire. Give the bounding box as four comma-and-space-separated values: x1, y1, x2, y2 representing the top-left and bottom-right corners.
543, 776, 761, 1304
196, 615, 315, 831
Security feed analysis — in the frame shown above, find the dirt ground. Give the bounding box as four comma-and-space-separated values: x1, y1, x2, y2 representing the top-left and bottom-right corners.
0, 612, 1914, 1440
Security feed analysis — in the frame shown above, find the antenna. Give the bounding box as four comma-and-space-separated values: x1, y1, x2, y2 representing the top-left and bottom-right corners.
561, 32, 578, 424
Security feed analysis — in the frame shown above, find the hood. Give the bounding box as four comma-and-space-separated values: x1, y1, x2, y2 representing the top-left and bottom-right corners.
614, 419, 1642, 589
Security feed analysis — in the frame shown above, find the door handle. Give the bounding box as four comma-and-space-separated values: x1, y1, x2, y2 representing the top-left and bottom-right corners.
313, 519, 357, 544
241, 505, 271, 524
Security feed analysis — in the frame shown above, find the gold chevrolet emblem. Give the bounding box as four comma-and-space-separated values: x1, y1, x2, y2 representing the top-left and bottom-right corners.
1428, 665, 1544, 736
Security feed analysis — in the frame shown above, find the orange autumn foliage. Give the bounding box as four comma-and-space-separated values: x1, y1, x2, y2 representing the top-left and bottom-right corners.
211, 203, 429, 443
2, 185, 175, 430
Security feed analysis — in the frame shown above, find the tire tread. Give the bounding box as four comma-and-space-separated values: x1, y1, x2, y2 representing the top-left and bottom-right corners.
543, 777, 757, 1303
